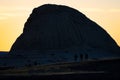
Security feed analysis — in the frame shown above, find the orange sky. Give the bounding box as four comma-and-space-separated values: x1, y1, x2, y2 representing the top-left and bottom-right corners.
0, 0, 120, 51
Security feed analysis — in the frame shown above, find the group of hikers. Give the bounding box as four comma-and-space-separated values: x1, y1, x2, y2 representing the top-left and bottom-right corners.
74, 53, 88, 61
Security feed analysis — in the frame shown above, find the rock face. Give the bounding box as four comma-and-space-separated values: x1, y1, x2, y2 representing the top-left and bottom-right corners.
10, 4, 120, 54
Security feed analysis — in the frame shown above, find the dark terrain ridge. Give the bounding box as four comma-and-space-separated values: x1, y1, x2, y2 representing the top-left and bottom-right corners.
0, 58, 120, 80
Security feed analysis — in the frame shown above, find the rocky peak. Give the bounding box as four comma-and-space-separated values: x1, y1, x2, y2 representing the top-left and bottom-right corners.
10, 4, 120, 54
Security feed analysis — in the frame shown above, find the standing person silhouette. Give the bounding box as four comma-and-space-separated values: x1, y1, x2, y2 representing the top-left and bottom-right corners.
85, 54, 88, 60
74, 54, 78, 62
80, 54, 83, 61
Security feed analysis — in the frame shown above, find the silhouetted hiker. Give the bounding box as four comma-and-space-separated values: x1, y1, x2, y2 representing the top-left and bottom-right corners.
85, 54, 88, 60
80, 54, 83, 61
74, 54, 78, 62
34, 61, 38, 66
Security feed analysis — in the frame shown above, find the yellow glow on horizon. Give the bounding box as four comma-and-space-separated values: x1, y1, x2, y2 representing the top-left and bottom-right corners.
0, 0, 120, 51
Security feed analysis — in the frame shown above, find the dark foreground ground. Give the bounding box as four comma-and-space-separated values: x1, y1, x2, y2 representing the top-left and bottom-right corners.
0, 72, 120, 80
0, 58, 120, 80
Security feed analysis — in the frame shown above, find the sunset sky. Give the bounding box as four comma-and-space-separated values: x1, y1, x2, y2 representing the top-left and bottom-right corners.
0, 0, 120, 51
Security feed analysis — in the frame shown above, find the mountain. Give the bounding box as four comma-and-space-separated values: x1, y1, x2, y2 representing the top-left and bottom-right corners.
9, 4, 120, 54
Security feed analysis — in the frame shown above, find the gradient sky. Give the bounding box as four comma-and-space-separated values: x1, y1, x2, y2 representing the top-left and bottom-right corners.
0, 0, 120, 51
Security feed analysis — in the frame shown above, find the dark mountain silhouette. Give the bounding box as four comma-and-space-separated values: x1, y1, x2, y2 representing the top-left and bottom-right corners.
10, 4, 120, 54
